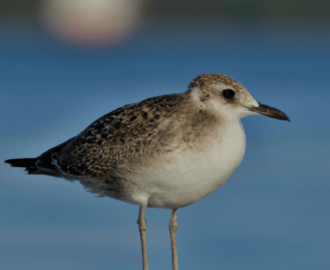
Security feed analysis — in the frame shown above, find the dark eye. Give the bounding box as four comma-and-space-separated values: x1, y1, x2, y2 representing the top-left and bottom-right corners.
222, 89, 235, 100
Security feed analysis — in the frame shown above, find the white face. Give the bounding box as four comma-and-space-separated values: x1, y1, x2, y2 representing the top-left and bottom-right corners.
215, 83, 260, 119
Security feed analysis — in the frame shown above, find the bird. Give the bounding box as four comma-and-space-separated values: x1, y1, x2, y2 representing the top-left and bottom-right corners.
5, 73, 290, 270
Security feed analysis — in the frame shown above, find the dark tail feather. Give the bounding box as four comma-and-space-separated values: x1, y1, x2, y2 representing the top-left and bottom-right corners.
5, 158, 39, 174
5, 158, 38, 168
5, 137, 75, 177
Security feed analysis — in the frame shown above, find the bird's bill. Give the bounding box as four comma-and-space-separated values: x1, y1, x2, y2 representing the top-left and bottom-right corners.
249, 102, 290, 122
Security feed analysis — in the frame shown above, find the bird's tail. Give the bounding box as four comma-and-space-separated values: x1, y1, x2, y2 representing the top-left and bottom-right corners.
5, 158, 39, 174
5, 137, 75, 178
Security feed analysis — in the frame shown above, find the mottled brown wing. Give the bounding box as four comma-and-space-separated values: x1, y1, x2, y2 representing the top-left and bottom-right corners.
57, 93, 185, 178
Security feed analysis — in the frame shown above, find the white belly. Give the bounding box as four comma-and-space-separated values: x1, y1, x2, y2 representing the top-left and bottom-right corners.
129, 120, 246, 209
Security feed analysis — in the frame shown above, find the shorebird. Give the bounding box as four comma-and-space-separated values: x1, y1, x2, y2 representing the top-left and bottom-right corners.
5, 74, 289, 270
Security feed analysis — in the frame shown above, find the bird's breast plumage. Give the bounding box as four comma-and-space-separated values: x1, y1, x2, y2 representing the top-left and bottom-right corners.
124, 118, 247, 209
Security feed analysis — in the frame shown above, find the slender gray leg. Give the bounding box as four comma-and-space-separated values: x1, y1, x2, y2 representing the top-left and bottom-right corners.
137, 204, 149, 270
169, 209, 179, 270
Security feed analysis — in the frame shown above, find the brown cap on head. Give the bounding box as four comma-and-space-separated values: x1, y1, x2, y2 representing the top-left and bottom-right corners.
189, 74, 238, 90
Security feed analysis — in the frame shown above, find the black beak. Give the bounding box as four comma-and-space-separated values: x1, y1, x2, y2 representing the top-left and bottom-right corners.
249, 102, 290, 122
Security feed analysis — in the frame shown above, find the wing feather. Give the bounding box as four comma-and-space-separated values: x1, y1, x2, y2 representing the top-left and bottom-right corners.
57, 93, 186, 177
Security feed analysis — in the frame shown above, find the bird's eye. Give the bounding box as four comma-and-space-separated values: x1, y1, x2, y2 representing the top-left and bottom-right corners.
222, 89, 235, 100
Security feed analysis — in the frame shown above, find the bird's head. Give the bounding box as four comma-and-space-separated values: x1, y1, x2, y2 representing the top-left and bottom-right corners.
188, 73, 290, 122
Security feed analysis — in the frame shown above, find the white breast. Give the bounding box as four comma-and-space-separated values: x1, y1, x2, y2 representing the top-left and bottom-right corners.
129, 119, 246, 209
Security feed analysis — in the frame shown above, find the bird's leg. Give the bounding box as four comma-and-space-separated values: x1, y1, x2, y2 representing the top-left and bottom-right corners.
137, 204, 149, 270
169, 209, 179, 270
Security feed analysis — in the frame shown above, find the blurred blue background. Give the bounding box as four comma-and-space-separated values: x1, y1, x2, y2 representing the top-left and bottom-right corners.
1, 1, 330, 269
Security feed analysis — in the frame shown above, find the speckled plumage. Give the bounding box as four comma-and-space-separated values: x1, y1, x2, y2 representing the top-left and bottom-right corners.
60, 93, 187, 176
